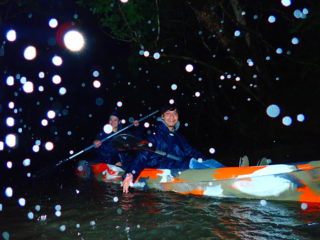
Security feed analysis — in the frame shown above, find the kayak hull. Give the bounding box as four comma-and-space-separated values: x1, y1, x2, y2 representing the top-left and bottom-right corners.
76, 160, 320, 203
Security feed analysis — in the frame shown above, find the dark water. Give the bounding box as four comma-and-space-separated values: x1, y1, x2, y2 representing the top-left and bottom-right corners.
1, 175, 319, 240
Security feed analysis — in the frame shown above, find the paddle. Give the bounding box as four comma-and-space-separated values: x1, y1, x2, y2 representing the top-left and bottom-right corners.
33, 110, 159, 178
110, 134, 181, 161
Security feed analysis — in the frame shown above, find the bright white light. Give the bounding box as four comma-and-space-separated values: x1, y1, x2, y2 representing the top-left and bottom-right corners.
59, 87, 67, 95
144, 122, 150, 128
38, 72, 45, 78
169, 99, 175, 104
23, 46, 37, 60
47, 110, 56, 119
266, 104, 281, 118
121, 119, 126, 124
143, 51, 150, 57
276, 48, 283, 54
6, 117, 15, 127
23, 81, 34, 93
18, 198, 26, 207
117, 101, 123, 107
0, 141, 4, 151
282, 116, 292, 126
234, 30, 241, 37
120, 0, 129, 3
45, 142, 54, 151
63, 30, 85, 52
52, 75, 62, 84
92, 71, 100, 77
7, 161, 13, 169
48, 18, 58, 28
23, 158, 31, 167
185, 64, 194, 72
195, 91, 200, 97
291, 37, 299, 45
6, 29, 17, 42
297, 114, 305, 122
93, 80, 101, 88
153, 52, 160, 59
209, 148, 215, 154
8, 102, 15, 109
32, 145, 40, 152
5, 187, 13, 198
6, 76, 14, 86
52, 55, 63, 66
268, 15, 276, 23
235, 77, 241, 82
171, 84, 178, 91
41, 119, 48, 126
103, 124, 113, 134
5, 134, 16, 148
38, 86, 44, 92
281, 0, 291, 7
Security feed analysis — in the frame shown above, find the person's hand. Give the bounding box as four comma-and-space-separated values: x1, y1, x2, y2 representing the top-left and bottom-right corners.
122, 173, 133, 193
133, 120, 139, 127
115, 162, 122, 167
93, 140, 102, 148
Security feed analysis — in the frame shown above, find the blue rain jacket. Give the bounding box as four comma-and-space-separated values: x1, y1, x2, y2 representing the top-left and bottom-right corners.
95, 124, 145, 168
125, 119, 206, 181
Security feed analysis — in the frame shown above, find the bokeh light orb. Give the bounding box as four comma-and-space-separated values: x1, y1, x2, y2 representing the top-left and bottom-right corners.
117, 101, 123, 107
45, 142, 54, 151
143, 51, 150, 57
6, 117, 15, 127
5, 187, 13, 198
153, 52, 160, 59
209, 148, 216, 154
268, 15, 276, 23
41, 119, 48, 126
52, 55, 63, 66
93, 80, 101, 88
195, 91, 201, 97
266, 104, 281, 118
120, 0, 129, 3
169, 99, 175, 104
52, 75, 62, 84
297, 114, 305, 122
282, 116, 292, 126
48, 18, 58, 28
171, 84, 178, 91
23, 46, 37, 60
38, 72, 45, 78
32, 145, 40, 152
6, 29, 17, 42
281, 0, 291, 7
23, 158, 31, 167
23, 81, 34, 93
5, 134, 17, 148
63, 30, 85, 52
103, 124, 113, 134
185, 64, 194, 72
6, 76, 14, 86
59, 87, 67, 95
47, 110, 56, 119
144, 122, 150, 128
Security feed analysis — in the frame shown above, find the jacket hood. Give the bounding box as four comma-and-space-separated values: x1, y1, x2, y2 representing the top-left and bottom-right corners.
156, 117, 180, 132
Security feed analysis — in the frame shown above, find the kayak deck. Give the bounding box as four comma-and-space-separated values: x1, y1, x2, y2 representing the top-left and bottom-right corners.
76, 160, 320, 203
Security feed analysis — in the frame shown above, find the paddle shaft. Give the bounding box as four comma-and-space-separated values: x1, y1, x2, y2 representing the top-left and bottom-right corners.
54, 110, 159, 168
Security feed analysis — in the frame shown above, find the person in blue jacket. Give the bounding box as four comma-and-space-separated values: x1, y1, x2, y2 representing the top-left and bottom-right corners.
122, 104, 225, 193
93, 111, 141, 169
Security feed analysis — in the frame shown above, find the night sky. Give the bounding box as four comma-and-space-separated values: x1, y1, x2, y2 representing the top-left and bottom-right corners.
1, 0, 320, 185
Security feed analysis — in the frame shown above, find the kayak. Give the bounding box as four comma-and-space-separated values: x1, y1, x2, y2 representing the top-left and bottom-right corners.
76, 160, 320, 203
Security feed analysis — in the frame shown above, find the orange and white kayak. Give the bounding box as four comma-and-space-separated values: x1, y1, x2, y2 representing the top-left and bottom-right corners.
76, 160, 320, 203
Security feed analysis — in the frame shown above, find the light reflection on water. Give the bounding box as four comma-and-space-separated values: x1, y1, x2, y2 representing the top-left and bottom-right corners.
0, 177, 319, 240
